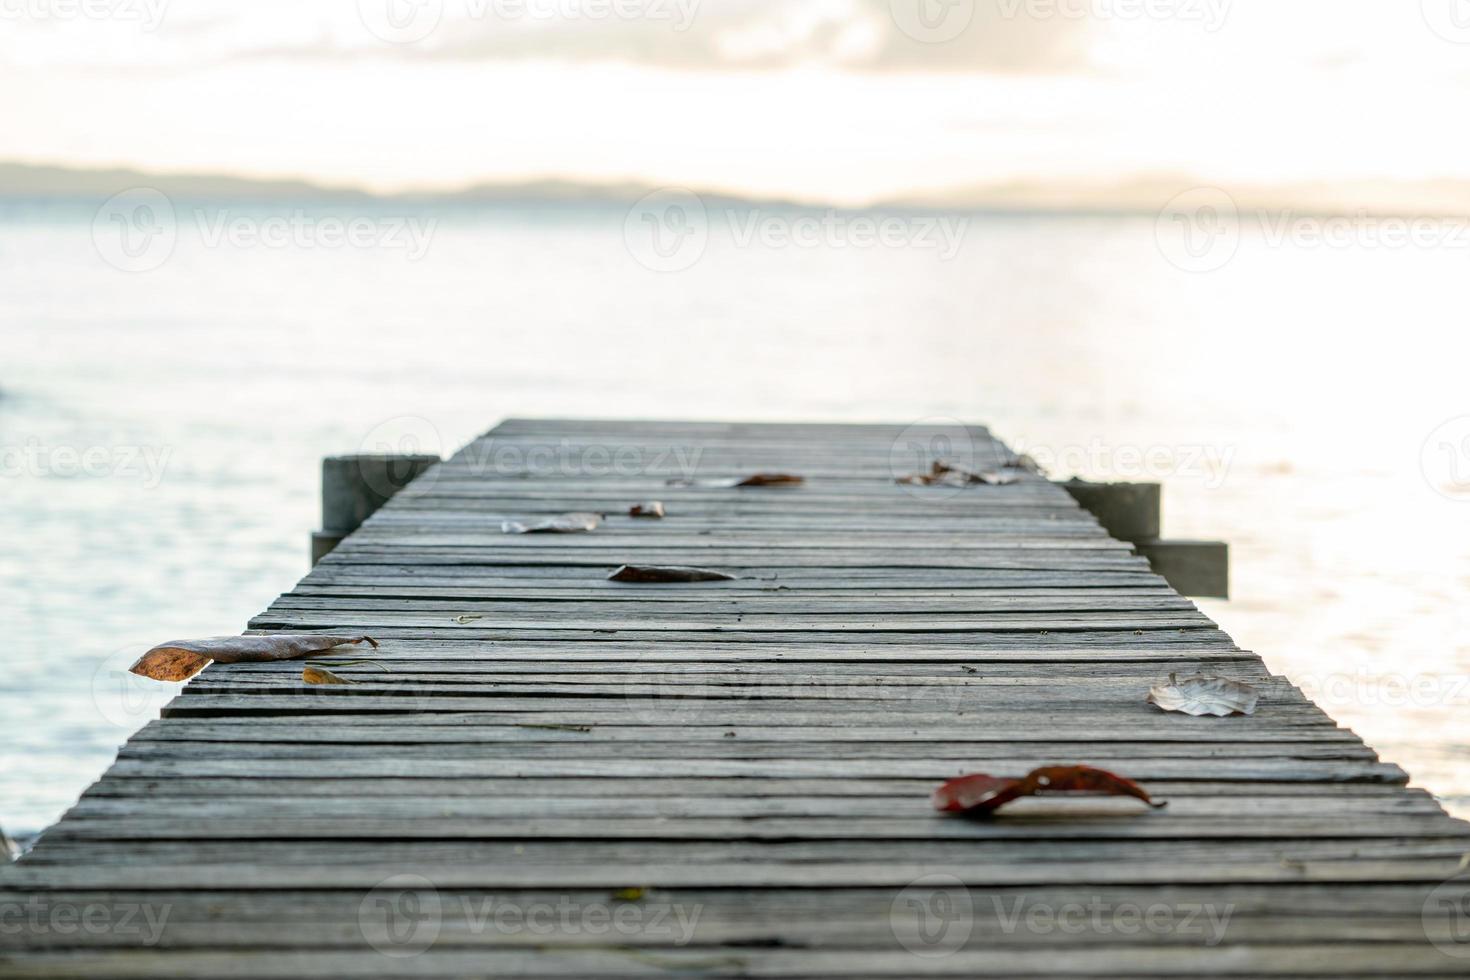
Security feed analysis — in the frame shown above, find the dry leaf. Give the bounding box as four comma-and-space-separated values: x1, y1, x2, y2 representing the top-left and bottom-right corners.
302, 667, 354, 685
733, 473, 803, 487
609, 565, 737, 583
130, 635, 379, 682
1148, 673, 1259, 717
1003, 453, 1045, 475
501, 512, 602, 534
629, 501, 666, 518
896, 460, 1025, 488
667, 474, 804, 489
895, 460, 968, 487
933, 765, 1167, 816
453, 615, 485, 624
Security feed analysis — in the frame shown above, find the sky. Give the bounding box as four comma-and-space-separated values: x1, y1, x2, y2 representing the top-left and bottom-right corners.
3, 0, 1470, 203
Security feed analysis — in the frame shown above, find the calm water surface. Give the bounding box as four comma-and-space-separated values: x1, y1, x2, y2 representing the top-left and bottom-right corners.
3, 201, 1469, 838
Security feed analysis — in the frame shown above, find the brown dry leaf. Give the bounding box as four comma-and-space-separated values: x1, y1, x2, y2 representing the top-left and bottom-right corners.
629, 502, 666, 519
609, 565, 737, 583
1148, 673, 1259, 717
501, 512, 602, 534
302, 667, 355, 685
897, 460, 1023, 488
668, 474, 804, 489
733, 473, 803, 487
130, 635, 379, 682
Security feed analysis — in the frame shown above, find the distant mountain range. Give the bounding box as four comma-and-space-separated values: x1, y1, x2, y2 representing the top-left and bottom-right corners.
0, 162, 780, 209
4, 161, 1469, 216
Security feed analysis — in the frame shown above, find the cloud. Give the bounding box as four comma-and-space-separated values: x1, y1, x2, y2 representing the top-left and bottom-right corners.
8, 0, 1087, 74
361, 0, 1093, 73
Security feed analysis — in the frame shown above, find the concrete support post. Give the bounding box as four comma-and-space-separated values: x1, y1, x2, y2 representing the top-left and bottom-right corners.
312, 453, 439, 565
1061, 478, 1228, 599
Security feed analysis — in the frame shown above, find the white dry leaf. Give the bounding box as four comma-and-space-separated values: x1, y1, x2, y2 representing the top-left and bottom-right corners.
501, 512, 602, 534
1148, 673, 1260, 717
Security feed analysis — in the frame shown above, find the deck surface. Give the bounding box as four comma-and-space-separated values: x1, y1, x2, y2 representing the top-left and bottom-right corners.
4, 419, 1470, 976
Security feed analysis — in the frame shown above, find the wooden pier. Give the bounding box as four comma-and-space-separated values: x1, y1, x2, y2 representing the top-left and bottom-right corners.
4, 419, 1469, 976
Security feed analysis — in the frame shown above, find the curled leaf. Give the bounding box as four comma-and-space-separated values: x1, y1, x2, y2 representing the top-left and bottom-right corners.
609, 565, 737, 583
896, 460, 1025, 488
1148, 673, 1259, 717
933, 765, 1167, 816
629, 502, 666, 518
1002, 453, 1045, 475
130, 635, 379, 682
501, 512, 602, 534
302, 667, 354, 685
667, 474, 804, 489
453, 615, 485, 625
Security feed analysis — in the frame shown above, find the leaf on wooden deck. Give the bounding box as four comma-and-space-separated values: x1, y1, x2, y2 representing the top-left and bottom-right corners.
453, 615, 485, 624
977, 469, 1021, 486
933, 765, 1167, 816
667, 474, 804, 489
608, 564, 738, 583
129, 635, 379, 682
896, 460, 1025, 488
611, 887, 647, 902
629, 501, 666, 519
302, 667, 354, 685
1002, 453, 1045, 475
501, 512, 602, 534
1148, 673, 1260, 717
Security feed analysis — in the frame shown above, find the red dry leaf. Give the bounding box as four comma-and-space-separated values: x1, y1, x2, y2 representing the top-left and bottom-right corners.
629, 502, 666, 518
933, 765, 1167, 815
130, 635, 379, 682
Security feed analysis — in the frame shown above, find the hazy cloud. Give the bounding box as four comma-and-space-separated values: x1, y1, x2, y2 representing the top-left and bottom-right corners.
0, 0, 1092, 73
